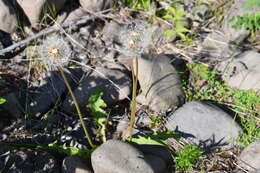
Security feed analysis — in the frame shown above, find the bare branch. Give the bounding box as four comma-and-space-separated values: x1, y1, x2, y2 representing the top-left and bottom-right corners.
0, 9, 111, 56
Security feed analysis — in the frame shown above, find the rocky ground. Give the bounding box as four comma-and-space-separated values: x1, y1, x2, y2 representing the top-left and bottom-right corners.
0, 0, 260, 172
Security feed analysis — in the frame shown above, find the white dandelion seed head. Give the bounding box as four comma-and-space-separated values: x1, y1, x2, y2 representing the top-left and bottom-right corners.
38, 35, 72, 69
118, 20, 152, 58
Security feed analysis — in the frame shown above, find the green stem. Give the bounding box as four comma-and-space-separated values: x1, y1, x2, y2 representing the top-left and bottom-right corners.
59, 68, 95, 148
129, 58, 138, 140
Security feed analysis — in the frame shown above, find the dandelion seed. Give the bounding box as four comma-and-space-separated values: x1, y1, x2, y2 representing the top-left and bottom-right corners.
38, 35, 72, 69
118, 20, 152, 58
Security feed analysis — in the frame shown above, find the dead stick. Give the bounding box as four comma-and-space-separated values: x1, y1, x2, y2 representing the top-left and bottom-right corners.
0, 9, 111, 56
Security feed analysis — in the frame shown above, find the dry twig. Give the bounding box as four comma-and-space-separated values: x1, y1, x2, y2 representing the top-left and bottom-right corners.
0, 9, 111, 56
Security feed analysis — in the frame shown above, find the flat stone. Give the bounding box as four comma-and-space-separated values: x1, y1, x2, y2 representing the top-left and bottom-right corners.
237, 141, 260, 172
79, 0, 112, 12
62, 65, 131, 113
0, 0, 18, 33
62, 156, 93, 173
217, 50, 260, 91
165, 101, 242, 147
91, 139, 167, 173
135, 54, 185, 113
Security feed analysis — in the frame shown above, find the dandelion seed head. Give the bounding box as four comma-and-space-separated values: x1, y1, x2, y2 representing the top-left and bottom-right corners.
119, 20, 152, 58
39, 35, 72, 69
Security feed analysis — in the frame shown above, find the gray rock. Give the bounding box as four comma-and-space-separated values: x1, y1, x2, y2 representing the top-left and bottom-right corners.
237, 141, 260, 172
62, 65, 131, 113
136, 54, 185, 113
17, 0, 67, 27
0, 41, 3, 50
102, 21, 123, 45
199, 0, 260, 60
79, 0, 112, 12
165, 101, 242, 147
221, 0, 260, 43
0, 0, 18, 33
63, 7, 87, 22
0, 146, 59, 172
217, 50, 260, 91
91, 139, 167, 173
199, 31, 238, 60
62, 156, 93, 173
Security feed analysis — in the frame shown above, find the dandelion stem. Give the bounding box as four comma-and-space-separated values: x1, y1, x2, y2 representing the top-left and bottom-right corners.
59, 67, 95, 148
129, 58, 138, 140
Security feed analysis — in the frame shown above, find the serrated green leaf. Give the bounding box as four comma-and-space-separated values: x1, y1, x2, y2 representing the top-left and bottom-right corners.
178, 32, 187, 40
87, 88, 107, 117
167, 7, 176, 15
130, 131, 180, 146
46, 141, 93, 159
175, 27, 190, 33
0, 97, 6, 104
163, 15, 173, 19
164, 29, 176, 37
131, 135, 165, 145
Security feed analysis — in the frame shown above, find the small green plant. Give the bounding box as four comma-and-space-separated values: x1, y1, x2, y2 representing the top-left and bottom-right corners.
238, 119, 260, 146
175, 144, 203, 171
121, 0, 151, 11
163, 2, 190, 41
40, 3, 58, 27
87, 88, 108, 142
229, 12, 260, 33
0, 97, 6, 104
243, 0, 260, 10
229, 0, 260, 34
136, 0, 151, 11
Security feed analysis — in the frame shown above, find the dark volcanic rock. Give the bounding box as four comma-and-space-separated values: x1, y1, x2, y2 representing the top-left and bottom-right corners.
0, 145, 59, 172
28, 70, 82, 117
1, 92, 22, 119
62, 156, 93, 173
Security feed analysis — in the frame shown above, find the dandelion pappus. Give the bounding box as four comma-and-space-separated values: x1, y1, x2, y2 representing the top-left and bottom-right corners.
47, 45, 61, 59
